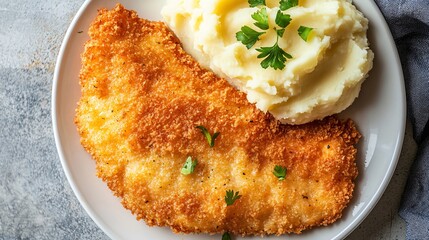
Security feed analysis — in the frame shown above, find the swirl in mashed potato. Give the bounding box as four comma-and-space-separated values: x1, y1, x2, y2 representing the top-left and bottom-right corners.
162, 0, 374, 124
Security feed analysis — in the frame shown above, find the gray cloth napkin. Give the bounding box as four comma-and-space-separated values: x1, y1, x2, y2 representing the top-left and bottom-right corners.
374, 0, 429, 239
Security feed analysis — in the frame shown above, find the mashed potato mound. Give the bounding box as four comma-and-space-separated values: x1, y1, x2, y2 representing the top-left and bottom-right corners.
162, 0, 373, 124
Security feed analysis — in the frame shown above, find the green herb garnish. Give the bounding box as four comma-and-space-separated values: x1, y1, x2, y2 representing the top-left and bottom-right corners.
256, 37, 292, 70
279, 0, 299, 11
273, 165, 287, 180
252, 7, 269, 30
196, 126, 220, 148
225, 190, 241, 206
276, 28, 286, 38
181, 156, 198, 175
298, 26, 313, 41
236, 26, 265, 49
248, 0, 266, 7
237, 0, 315, 70
275, 10, 292, 28
222, 232, 232, 240
237, 1, 294, 70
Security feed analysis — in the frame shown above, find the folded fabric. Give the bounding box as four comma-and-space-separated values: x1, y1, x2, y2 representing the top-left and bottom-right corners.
374, 0, 429, 239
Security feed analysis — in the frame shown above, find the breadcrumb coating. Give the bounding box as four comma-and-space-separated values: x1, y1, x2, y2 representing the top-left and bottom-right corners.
75, 4, 361, 236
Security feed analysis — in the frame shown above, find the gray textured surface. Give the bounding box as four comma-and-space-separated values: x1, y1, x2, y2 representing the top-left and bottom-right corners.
0, 1, 106, 239
0, 1, 416, 239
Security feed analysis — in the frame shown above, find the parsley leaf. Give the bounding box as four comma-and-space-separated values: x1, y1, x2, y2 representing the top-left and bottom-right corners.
298, 26, 313, 41
196, 125, 220, 148
256, 41, 292, 70
181, 156, 198, 175
273, 165, 287, 180
275, 10, 292, 29
225, 190, 241, 206
222, 232, 232, 240
248, 0, 266, 7
236, 26, 265, 49
279, 0, 299, 11
252, 7, 269, 30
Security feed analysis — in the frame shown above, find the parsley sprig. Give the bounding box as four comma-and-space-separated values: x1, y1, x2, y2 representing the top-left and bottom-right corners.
273, 165, 287, 180
225, 190, 241, 206
256, 41, 292, 70
255, 10, 293, 70
236, 0, 314, 70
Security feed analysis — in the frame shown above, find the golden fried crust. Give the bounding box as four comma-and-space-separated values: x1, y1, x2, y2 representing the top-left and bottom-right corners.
75, 4, 361, 236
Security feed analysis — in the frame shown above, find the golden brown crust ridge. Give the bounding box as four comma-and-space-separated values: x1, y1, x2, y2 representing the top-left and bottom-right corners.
75, 4, 361, 236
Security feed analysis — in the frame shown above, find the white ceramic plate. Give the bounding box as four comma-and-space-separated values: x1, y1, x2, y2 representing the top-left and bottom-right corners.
52, 0, 406, 239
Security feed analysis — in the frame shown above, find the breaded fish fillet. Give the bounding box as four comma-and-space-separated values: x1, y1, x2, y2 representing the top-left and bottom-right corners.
75, 4, 361, 236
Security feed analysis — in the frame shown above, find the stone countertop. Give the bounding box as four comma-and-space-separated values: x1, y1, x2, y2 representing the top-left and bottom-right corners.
0, 0, 416, 239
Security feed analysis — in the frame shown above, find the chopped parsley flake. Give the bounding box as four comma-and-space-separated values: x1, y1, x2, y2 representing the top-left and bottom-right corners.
225, 190, 241, 206
222, 232, 232, 240
181, 156, 197, 175
298, 26, 314, 41
273, 165, 287, 180
196, 126, 220, 148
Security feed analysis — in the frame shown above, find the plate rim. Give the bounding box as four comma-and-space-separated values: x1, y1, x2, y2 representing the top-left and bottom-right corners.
333, 0, 407, 238
52, 0, 122, 239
